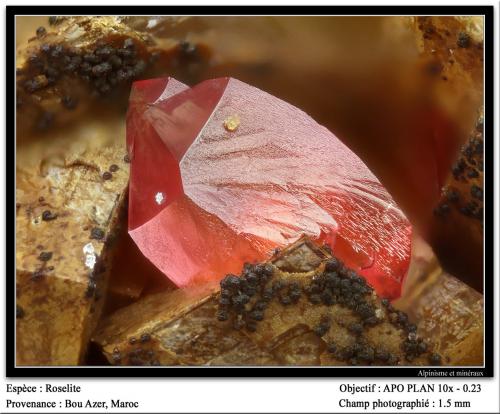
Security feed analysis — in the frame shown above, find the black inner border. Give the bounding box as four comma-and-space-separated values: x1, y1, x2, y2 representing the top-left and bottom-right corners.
5, 5, 494, 378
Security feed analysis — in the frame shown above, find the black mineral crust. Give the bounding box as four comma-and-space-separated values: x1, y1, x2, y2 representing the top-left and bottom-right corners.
16, 18, 211, 136
435, 113, 484, 224
215, 238, 439, 366
95, 236, 443, 367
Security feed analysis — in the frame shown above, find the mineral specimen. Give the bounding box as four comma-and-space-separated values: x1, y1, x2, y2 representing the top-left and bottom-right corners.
127, 77, 412, 299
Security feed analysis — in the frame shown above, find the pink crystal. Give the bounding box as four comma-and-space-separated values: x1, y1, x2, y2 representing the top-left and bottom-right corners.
127, 77, 412, 299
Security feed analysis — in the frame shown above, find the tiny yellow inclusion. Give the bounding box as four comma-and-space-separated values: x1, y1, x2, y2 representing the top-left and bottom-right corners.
223, 115, 240, 132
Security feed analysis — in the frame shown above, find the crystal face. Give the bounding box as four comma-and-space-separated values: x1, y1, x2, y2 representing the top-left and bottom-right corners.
127, 77, 412, 299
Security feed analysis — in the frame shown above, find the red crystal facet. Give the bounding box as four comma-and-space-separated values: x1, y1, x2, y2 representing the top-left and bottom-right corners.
127, 77, 412, 299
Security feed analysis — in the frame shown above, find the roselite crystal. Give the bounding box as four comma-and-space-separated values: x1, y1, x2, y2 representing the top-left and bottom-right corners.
127, 77, 412, 299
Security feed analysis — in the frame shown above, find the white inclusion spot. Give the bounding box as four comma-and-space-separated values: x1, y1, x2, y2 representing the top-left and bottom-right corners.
85, 254, 96, 269
83, 243, 94, 255
147, 18, 158, 29
83, 243, 96, 269
155, 192, 165, 205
